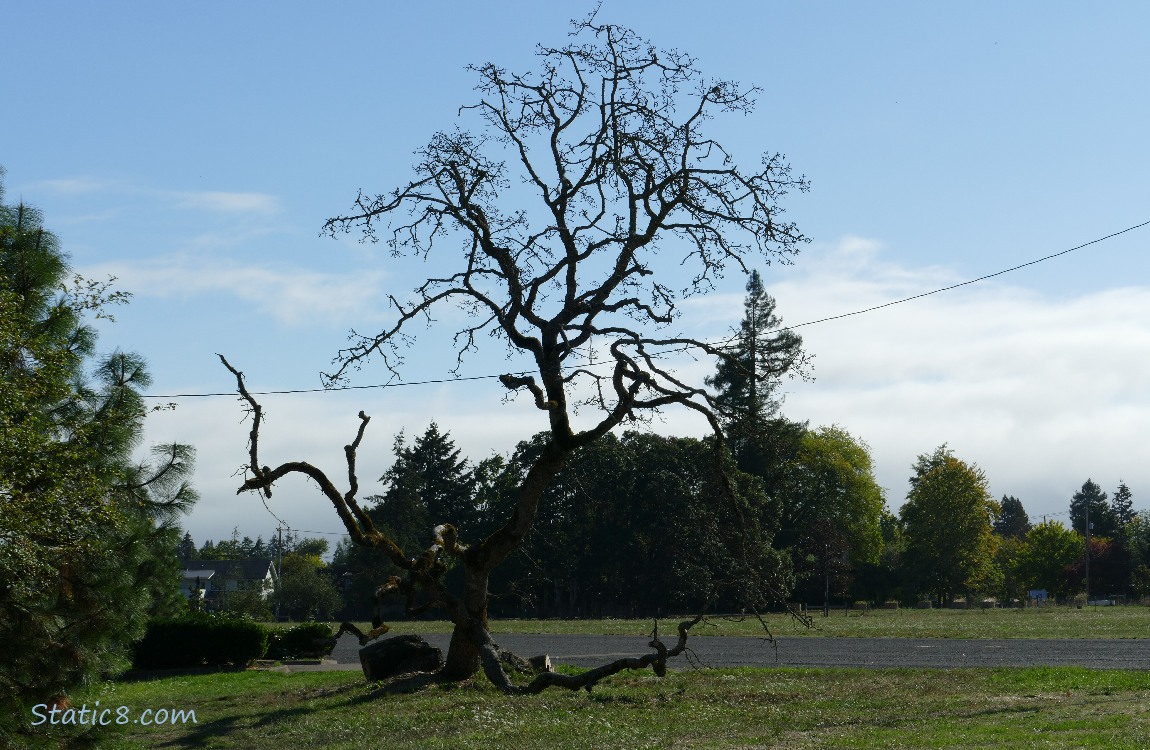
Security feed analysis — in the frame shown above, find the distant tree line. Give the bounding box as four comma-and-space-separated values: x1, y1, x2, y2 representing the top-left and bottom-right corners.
869, 454, 1144, 607
183, 273, 1145, 623
321, 432, 1145, 618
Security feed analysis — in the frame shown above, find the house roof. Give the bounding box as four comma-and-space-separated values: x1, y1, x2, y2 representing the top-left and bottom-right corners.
179, 559, 276, 580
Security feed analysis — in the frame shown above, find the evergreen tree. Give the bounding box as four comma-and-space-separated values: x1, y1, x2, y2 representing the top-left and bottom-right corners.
177, 531, 197, 559
0, 171, 196, 745
1070, 479, 1118, 539
374, 423, 478, 551
265, 527, 301, 568
1112, 481, 1135, 527
704, 270, 810, 529
334, 426, 479, 619
487, 431, 790, 617
412, 422, 477, 533
994, 495, 1032, 539
706, 269, 807, 432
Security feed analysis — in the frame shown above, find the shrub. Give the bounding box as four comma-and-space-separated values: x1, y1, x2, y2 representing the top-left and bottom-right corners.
133, 612, 268, 669
265, 622, 334, 660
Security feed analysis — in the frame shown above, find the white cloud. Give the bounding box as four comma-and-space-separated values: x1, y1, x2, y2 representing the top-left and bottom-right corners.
172, 190, 281, 215
151, 235, 1150, 544
28, 177, 121, 194
764, 237, 1150, 517
577, 236, 1150, 519
81, 256, 390, 326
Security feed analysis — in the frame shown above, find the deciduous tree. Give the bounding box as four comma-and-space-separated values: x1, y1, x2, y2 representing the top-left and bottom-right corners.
1065, 537, 1131, 599
222, 16, 807, 691
1013, 521, 1081, 600
899, 446, 997, 606
277, 552, 342, 622
780, 425, 885, 563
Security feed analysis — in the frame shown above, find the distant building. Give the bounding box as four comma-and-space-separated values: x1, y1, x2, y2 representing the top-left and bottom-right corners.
179, 559, 277, 611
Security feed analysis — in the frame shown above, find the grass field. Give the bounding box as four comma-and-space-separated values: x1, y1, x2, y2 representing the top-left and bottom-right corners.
344, 604, 1150, 640
52, 666, 1150, 749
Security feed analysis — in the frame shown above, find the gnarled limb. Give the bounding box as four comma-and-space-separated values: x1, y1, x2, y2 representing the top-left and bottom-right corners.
218, 354, 408, 566
471, 613, 707, 695
333, 621, 390, 647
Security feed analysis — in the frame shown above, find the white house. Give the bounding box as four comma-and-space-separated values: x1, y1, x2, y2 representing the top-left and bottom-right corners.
179, 559, 277, 611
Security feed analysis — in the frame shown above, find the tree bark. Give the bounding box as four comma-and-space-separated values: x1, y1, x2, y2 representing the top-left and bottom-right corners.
435, 442, 569, 681
440, 625, 482, 681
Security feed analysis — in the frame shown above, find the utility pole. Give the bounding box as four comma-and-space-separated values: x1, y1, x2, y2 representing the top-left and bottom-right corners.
275, 526, 284, 621
1084, 504, 1091, 606
823, 543, 830, 618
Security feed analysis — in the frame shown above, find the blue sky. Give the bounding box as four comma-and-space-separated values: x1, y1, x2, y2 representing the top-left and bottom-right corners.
4, 2, 1149, 547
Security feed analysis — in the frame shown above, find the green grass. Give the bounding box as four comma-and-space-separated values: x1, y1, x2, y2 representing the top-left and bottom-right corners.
341, 605, 1150, 640
49, 666, 1150, 749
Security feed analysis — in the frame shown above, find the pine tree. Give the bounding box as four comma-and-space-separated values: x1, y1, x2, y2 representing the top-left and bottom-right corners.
1070, 479, 1118, 539
177, 531, 197, 560
704, 269, 810, 504
706, 270, 808, 435
994, 495, 1032, 539
374, 423, 478, 551
1112, 481, 1135, 527
0, 170, 196, 744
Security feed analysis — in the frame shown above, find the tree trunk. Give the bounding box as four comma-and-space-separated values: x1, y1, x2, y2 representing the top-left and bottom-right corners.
438, 564, 491, 681
440, 625, 482, 681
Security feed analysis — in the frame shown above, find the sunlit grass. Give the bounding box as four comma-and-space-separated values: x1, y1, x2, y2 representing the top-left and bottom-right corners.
57, 666, 1150, 749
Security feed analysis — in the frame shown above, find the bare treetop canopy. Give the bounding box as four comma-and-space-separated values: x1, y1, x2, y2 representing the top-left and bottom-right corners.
225, 17, 807, 690
322, 19, 808, 445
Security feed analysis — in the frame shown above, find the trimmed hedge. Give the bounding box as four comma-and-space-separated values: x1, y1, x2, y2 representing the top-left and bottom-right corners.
133, 612, 268, 669
265, 622, 334, 660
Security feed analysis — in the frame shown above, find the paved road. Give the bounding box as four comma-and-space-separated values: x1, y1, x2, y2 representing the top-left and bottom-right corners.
326, 632, 1150, 670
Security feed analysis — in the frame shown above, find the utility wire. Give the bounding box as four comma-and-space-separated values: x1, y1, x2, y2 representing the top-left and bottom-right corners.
783, 218, 1150, 330
146, 371, 537, 399
143, 218, 1149, 399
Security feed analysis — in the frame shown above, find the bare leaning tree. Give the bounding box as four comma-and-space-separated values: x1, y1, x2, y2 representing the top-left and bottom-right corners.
221, 16, 808, 693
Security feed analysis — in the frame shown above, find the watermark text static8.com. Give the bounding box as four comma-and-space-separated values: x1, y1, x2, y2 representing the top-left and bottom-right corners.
31, 702, 197, 727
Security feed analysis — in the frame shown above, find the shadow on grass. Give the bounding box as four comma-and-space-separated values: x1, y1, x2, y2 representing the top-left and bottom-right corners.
149, 714, 245, 748
116, 665, 249, 683
142, 680, 367, 748
346, 671, 441, 704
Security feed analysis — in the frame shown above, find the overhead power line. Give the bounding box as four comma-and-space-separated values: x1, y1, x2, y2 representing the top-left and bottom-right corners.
145, 371, 536, 399
143, 218, 1149, 399
784, 218, 1150, 330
